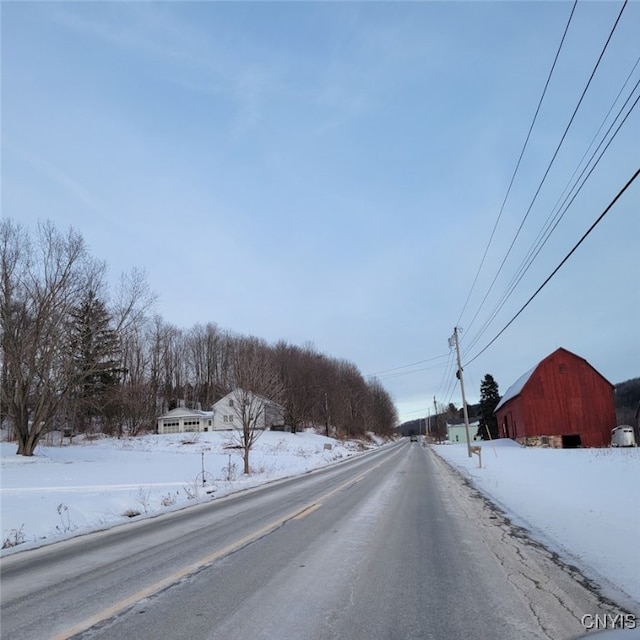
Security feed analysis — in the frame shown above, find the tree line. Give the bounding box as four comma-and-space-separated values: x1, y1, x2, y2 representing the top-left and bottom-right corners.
1, 219, 397, 456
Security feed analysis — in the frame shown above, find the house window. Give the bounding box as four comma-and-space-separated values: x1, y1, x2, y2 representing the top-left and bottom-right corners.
229, 399, 234, 407
224, 415, 234, 423
559, 364, 567, 374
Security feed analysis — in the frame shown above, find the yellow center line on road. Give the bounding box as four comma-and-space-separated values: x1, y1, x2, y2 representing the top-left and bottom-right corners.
53, 445, 402, 639
292, 503, 321, 519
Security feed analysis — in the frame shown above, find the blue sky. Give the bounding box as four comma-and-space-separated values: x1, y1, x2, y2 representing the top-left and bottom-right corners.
3, 1, 639, 423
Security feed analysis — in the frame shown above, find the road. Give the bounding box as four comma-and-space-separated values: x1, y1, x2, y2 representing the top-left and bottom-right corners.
1, 440, 619, 640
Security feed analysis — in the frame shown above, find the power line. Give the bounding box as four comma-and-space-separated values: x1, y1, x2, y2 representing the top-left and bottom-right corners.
462, 72, 640, 357
464, 167, 639, 367
456, 0, 579, 327
373, 363, 453, 383
461, 0, 630, 340
435, 347, 456, 398
365, 353, 450, 377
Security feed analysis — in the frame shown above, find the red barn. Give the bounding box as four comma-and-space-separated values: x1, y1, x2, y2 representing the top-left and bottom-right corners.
495, 348, 616, 448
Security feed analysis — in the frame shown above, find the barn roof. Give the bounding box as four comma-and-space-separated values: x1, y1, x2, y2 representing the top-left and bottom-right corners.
494, 366, 536, 412
494, 347, 613, 414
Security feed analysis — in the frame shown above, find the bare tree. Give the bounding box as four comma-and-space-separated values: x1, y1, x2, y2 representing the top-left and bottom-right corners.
228, 337, 285, 474
146, 316, 185, 412
111, 318, 155, 436
333, 359, 368, 438
186, 323, 232, 410
1, 220, 103, 455
111, 267, 157, 336
366, 377, 397, 437
273, 341, 318, 434
104, 270, 156, 436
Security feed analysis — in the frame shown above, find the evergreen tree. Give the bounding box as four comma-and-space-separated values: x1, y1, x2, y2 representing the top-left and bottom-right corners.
69, 290, 121, 432
477, 374, 500, 440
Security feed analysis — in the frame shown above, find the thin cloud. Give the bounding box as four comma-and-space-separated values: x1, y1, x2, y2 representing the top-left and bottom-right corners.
3, 137, 110, 220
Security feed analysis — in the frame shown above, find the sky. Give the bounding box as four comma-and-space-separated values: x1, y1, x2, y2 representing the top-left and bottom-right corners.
2, 1, 639, 424
2, 435, 639, 608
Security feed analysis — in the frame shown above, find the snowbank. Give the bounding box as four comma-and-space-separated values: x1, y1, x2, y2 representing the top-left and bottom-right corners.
432, 439, 640, 607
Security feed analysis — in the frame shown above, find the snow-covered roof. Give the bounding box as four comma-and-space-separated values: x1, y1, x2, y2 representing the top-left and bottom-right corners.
157, 407, 213, 420
213, 389, 284, 411
446, 419, 480, 428
494, 365, 536, 412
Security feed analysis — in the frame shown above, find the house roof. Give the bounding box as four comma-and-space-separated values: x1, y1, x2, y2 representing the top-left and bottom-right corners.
446, 419, 480, 428
212, 389, 284, 411
157, 407, 212, 420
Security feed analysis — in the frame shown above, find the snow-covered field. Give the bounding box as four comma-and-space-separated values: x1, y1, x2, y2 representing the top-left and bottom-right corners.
2, 432, 639, 613
0, 430, 377, 552
432, 439, 640, 609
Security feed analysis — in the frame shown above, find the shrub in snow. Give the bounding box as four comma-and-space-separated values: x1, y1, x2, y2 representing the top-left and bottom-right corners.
2, 525, 26, 549
135, 488, 151, 514
221, 457, 238, 482
160, 492, 178, 507
56, 503, 76, 533
182, 480, 200, 500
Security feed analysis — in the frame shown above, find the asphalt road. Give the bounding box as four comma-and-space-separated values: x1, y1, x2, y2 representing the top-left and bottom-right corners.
0, 440, 621, 640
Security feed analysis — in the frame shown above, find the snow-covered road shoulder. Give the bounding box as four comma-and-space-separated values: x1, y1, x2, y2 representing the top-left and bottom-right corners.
431, 439, 640, 609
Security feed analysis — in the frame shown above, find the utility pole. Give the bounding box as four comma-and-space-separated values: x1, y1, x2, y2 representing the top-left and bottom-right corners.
433, 396, 438, 442
449, 327, 472, 457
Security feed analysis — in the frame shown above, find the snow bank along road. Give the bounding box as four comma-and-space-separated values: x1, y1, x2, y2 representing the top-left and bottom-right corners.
0, 441, 627, 640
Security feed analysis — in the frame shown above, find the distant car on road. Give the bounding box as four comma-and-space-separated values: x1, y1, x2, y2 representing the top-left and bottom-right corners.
410, 434, 417, 442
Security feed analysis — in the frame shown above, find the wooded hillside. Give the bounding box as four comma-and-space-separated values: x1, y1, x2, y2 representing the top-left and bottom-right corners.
1, 220, 397, 455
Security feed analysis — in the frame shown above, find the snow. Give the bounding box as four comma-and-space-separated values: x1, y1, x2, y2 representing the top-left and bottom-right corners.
494, 365, 535, 411
2, 432, 639, 611
432, 439, 640, 607
0, 430, 378, 552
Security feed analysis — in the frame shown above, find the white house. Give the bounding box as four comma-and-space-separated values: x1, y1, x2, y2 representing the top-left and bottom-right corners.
211, 390, 284, 432
446, 420, 481, 444
156, 390, 285, 435
156, 407, 214, 435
